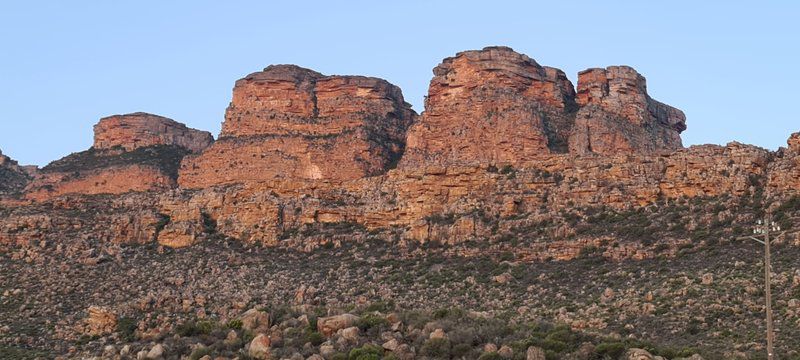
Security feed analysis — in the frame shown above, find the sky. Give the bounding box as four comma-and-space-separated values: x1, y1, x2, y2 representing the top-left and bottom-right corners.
1, 1, 798, 166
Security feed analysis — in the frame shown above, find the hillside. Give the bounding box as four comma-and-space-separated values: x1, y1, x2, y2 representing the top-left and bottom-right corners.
1, 47, 799, 359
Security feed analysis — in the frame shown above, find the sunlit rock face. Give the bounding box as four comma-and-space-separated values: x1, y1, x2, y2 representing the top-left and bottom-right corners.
179, 64, 416, 188
568, 66, 686, 155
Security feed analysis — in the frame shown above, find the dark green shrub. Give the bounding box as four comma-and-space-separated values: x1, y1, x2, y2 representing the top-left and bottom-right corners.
478, 351, 504, 360
594, 342, 626, 359
420, 338, 451, 358
348, 344, 383, 360
176, 320, 215, 337
226, 319, 243, 330
306, 331, 325, 346
356, 314, 389, 331
116, 317, 137, 342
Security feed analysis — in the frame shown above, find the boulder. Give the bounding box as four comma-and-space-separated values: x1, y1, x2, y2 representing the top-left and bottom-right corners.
526, 346, 545, 360
241, 308, 271, 332
249, 333, 272, 359
317, 314, 360, 337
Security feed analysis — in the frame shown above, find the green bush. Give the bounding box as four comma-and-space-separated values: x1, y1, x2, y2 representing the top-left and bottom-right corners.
594, 342, 626, 359
357, 314, 389, 331
307, 331, 325, 346
116, 317, 137, 342
225, 319, 243, 330
478, 351, 504, 360
420, 338, 452, 358
452, 343, 473, 357
176, 320, 215, 337
348, 344, 383, 360
189, 347, 212, 360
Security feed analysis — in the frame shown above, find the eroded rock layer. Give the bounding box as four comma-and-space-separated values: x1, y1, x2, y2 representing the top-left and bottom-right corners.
180, 65, 416, 188
568, 67, 686, 154
93, 112, 213, 153
401, 47, 688, 169
401, 46, 577, 167
23, 113, 208, 200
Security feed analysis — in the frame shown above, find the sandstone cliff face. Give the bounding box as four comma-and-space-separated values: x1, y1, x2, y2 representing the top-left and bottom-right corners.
568, 67, 686, 154
401, 47, 688, 169
3, 47, 795, 259
180, 65, 416, 188
24, 114, 208, 200
93, 112, 213, 153
401, 46, 577, 167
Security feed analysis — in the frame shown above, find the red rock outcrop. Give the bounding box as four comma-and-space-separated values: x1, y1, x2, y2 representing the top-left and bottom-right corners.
401, 46, 577, 167
93, 112, 213, 153
23, 114, 208, 200
568, 67, 686, 154
179, 65, 416, 188
401, 47, 688, 169
4, 47, 797, 265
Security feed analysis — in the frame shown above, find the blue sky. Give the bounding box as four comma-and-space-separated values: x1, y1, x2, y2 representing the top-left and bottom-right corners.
1, 1, 798, 165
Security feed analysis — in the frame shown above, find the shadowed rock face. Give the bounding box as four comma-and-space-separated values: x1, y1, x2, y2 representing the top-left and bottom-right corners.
94, 112, 213, 153
179, 65, 417, 188
0, 150, 33, 195
568, 66, 686, 154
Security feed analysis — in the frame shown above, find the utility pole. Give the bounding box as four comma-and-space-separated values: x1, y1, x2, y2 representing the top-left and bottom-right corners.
739, 214, 779, 360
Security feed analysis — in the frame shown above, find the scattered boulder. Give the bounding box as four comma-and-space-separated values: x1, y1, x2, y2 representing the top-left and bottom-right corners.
317, 314, 360, 337
83, 305, 117, 336
241, 308, 271, 332
526, 346, 545, 360
498, 345, 514, 358
249, 333, 272, 359
429, 328, 447, 339
146, 344, 164, 359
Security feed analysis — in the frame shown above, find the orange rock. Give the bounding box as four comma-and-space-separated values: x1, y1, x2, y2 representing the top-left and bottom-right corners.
180, 65, 416, 188
401, 46, 576, 167
569, 67, 686, 154
94, 112, 213, 153
24, 113, 211, 201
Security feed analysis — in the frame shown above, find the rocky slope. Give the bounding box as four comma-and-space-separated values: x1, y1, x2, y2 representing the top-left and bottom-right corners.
1, 46, 799, 359
0, 150, 34, 195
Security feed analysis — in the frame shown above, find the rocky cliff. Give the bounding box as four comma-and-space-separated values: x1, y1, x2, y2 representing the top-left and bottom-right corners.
401, 47, 686, 169
93, 112, 213, 153
401, 46, 576, 166
3, 47, 800, 359
178, 65, 416, 188
23, 114, 212, 200
569, 66, 686, 154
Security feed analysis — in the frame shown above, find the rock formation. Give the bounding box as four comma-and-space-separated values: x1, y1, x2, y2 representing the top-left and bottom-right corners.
0, 149, 34, 195
568, 66, 686, 154
401, 47, 688, 170
93, 112, 213, 153
401, 46, 577, 167
23, 114, 212, 200
178, 65, 416, 188
3, 47, 798, 252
